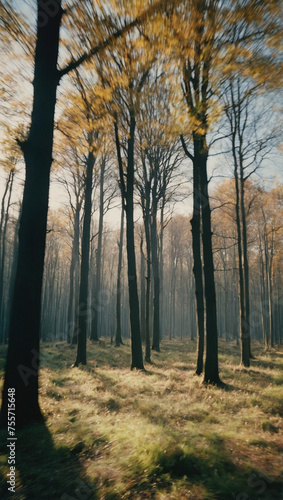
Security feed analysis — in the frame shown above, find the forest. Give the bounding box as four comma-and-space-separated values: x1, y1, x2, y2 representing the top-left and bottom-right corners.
0, 0, 282, 499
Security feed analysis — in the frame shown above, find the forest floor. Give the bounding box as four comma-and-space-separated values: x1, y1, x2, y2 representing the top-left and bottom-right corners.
0, 339, 282, 500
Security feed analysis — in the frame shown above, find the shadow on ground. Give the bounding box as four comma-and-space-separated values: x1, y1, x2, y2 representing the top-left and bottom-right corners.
0, 421, 96, 500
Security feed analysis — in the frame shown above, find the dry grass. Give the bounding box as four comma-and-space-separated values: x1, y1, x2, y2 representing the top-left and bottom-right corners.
0, 339, 282, 499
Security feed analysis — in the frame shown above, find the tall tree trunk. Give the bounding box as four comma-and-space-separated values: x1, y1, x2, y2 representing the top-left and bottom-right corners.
181, 135, 205, 372
151, 209, 160, 352
0, 0, 63, 428
234, 164, 250, 367
259, 240, 268, 349
72, 240, 80, 345
159, 201, 165, 340
191, 145, 205, 375
140, 234, 146, 343
196, 136, 221, 385
115, 112, 144, 369
171, 261, 177, 340
144, 211, 151, 363
91, 157, 106, 341
74, 149, 95, 366
126, 135, 144, 368
115, 206, 124, 347
180, 258, 184, 339
240, 163, 253, 359
267, 238, 274, 348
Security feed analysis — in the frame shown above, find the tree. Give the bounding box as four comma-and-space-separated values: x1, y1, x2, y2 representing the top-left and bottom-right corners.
136, 155, 152, 362
176, 0, 221, 384
114, 96, 145, 368
0, 0, 63, 427
115, 205, 125, 347
172, 0, 281, 382
181, 135, 205, 374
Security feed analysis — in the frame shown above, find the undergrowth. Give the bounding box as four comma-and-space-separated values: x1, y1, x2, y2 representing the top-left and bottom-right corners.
0, 339, 282, 499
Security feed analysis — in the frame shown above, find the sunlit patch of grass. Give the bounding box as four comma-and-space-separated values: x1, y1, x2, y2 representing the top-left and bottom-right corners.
0, 339, 283, 499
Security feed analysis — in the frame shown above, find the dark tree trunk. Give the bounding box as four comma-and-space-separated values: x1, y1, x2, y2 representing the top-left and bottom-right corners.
240, 162, 253, 359
190, 143, 205, 375
140, 234, 146, 343
115, 112, 144, 369
126, 116, 144, 369
0, 0, 63, 428
115, 206, 124, 347
151, 209, 160, 352
159, 202, 165, 340
268, 253, 274, 348
140, 176, 152, 363
261, 277, 268, 349
90, 158, 106, 341
259, 238, 268, 348
196, 136, 221, 385
74, 149, 95, 366
72, 244, 80, 345
144, 211, 151, 363
234, 164, 250, 367
171, 262, 177, 340
181, 134, 205, 374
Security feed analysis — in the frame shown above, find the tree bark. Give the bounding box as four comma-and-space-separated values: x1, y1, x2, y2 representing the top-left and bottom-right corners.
239, 161, 253, 358
181, 135, 205, 373
0, 0, 63, 427
74, 148, 95, 366
267, 231, 274, 347
126, 115, 144, 369
151, 209, 160, 352
144, 210, 151, 363
259, 237, 268, 348
114, 112, 144, 369
140, 234, 146, 343
190, 142, 205, 375
159, 201, 165, 340
115, 206, 124, 347
196, 136, 221, 385
234, 162, 250, 367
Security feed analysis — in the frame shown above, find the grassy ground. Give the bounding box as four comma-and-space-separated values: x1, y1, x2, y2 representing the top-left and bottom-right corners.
0, 339, 282, 500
